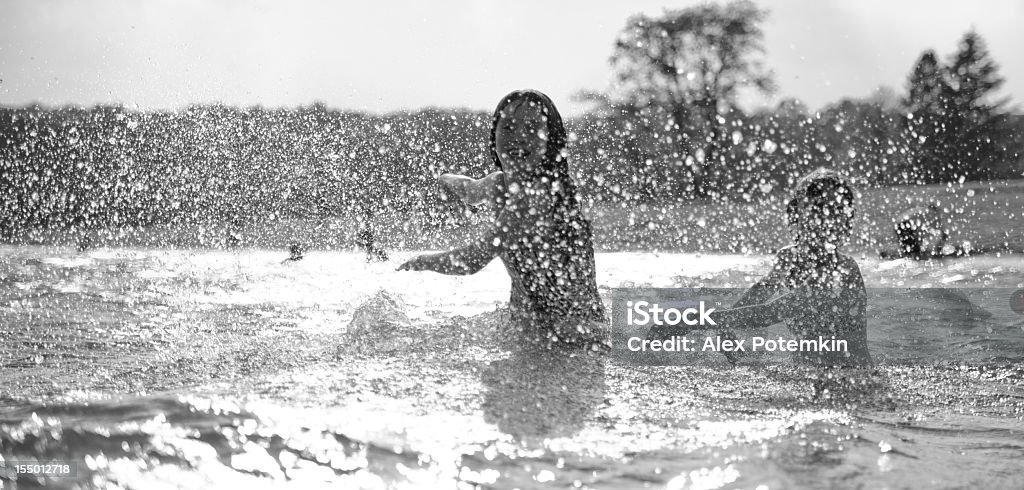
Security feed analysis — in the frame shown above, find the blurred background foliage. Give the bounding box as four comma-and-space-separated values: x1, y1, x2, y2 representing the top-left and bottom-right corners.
1, 1, 1021, 249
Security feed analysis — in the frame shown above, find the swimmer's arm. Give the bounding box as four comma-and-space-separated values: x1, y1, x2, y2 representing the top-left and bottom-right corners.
732, 279, 778, 309
396, 231, 499, 275
711, 292, 800, 331
439, 171, 505, 206
731, 251, 790, 308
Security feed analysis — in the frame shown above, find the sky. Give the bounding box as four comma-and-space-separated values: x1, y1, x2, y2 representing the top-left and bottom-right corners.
1, 0, 1021, 115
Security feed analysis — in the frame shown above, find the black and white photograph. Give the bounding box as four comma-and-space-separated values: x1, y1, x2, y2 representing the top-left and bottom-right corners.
1, 1, 1023, 488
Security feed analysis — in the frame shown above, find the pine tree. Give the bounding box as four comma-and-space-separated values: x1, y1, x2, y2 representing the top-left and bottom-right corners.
901, 50, 949, 183
942, 30, 1009, 181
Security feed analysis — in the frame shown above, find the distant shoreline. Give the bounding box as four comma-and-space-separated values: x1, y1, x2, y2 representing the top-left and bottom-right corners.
3, 179, 1021, 256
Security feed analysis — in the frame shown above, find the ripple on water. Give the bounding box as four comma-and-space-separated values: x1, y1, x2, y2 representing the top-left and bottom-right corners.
1, 246, 1023, 488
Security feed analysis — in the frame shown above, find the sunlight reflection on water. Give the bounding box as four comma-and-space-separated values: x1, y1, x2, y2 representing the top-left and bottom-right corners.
1, 246, 1022, 488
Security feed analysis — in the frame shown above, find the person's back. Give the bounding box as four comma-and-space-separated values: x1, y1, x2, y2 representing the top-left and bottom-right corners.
764, 245, 870, 367
496, 203, 604, 344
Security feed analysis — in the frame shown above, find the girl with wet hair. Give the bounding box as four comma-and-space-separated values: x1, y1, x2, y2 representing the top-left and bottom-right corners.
399, 89, 607, 351
437, 90, 571, 208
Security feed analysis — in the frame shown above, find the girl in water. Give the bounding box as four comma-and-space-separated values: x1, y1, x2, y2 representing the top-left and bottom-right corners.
398, 89, 607, 351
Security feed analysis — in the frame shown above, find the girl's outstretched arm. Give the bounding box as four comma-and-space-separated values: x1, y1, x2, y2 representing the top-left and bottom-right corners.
731, 247, 795, 308
397, 230, 500, 275
732, 280, 779, 309
439, 171, 505, 206
713, 291, 800, 330
647, 291, 799, 345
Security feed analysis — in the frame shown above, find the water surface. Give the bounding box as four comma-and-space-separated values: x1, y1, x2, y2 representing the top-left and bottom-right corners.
1, 246, 1023, 488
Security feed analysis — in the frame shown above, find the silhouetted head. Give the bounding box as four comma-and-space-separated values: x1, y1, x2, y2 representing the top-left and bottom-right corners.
786, 168, 856, 251
489, 90, 571, 177
488, 89, 579, 215
288, 242, 305, 260
894, 200, 947, 257
356, 229, 374, 249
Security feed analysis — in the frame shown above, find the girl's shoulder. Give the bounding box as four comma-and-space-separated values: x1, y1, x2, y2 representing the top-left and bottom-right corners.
770, 246, 864, 287
773, 246, 860, 267
835, 252, 861, 267
835, 252, 864, 283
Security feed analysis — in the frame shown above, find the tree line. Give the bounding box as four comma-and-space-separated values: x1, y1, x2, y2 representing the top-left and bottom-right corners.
575, 1, 1021, 200
1, 0, 1021, 238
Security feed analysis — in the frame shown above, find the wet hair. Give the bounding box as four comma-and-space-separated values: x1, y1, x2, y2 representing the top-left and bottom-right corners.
489, 89, 568, 172
785, 168, 856, 227
488, 89, 580, 216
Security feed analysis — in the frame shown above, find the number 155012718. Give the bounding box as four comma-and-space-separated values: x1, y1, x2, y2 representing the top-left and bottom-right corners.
1, 461, 78, 479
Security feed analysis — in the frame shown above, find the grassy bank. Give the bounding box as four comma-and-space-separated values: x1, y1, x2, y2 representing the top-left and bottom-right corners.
587, 178, 1024, 255
6, 180, 1022, 256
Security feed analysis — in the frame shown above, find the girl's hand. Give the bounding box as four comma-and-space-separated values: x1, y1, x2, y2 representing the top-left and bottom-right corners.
396, 255, 428, 271
438, 174, 467, 202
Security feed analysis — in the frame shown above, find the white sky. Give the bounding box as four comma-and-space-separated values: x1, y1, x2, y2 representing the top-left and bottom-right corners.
1, 0, 1021, 115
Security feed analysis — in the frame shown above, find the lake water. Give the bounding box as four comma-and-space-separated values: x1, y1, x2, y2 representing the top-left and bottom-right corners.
1, 246, 1023, 489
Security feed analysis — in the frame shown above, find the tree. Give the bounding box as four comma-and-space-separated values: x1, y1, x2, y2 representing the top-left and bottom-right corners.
817, 97, 902, 186
899, 31, 1014, 183
609, 0, 775, 197
942, 30, 1010, 181
901, 50, 949, 183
